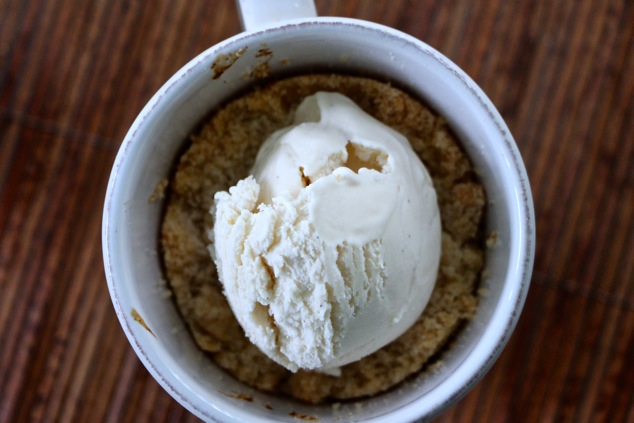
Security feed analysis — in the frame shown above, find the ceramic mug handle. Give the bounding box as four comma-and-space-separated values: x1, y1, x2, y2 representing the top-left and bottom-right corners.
236, 0, 317, 31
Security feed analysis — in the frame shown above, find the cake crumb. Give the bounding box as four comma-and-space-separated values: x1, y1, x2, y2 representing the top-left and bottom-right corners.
131, 308, 155, 337
211, 47, 248, 79
148, 178, 168, 203
224, 392, 253, 402
486, 230, 499, 248
289, 411, 319, 421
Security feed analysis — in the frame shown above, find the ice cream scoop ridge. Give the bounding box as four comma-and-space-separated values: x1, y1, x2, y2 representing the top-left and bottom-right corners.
210, 92, 441, 372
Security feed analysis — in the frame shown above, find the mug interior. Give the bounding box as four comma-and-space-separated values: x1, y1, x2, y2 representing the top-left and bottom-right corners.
103, 17, 534, 423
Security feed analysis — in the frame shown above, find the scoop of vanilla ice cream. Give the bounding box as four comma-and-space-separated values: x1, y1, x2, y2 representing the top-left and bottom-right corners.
210, 92, 441, 372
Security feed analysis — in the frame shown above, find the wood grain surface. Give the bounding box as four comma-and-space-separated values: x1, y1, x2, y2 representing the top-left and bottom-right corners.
1, 0, 632, 421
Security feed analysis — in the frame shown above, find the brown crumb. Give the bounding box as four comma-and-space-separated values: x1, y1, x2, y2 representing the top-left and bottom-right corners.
299, 166, 311, 187
486, 230, 499, 248
223, 392, 253, 402
256, 46, 273, 58
211, 47, 248, 80
131, 308, 155, 337
289, 411, 319, 421
250, 59, 271, 79
148, 178, 168, 202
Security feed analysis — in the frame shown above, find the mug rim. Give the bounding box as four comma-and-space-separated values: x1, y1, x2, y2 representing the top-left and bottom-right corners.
103, 16, 535, 423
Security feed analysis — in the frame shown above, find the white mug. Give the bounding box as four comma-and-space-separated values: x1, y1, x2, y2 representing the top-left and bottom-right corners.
102, 0, 535, 421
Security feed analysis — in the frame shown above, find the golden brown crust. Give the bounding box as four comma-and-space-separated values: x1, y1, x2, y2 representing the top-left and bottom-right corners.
160, 74, 486, 403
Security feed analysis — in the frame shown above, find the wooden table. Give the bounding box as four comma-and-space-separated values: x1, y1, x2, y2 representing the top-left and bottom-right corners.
1, 0, 632, 421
